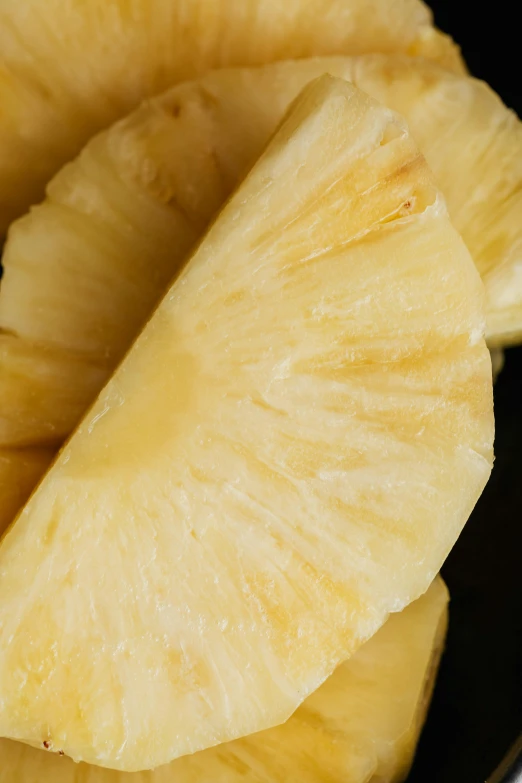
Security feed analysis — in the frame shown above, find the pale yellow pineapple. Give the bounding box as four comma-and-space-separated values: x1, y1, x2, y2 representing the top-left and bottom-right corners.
0, 577, 449, 783
0, 55, 516, 518
0, 78, 492, 770
345, 56, 522, 348
0, 0, 463, 234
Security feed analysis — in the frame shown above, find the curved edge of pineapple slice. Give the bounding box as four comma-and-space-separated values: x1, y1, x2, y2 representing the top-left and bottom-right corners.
0, 53, 509, 567
344, 55, 522, 349
0, 0, 464, 236
386, 578, 449, 782
0, 577, 449, 783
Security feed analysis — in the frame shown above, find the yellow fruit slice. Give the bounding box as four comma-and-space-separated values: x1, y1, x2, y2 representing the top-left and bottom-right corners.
0, 0, 463, 233
0, 77, 492, 770
0, 56, 514, 534
0, 577, 449, 783
0, 56, 512, 490
5, 55, 517, 523
0, 449, 53, 536
345, 56, 522, 348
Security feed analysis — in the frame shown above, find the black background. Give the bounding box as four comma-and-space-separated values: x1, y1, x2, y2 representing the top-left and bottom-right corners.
407, 3, 522, 781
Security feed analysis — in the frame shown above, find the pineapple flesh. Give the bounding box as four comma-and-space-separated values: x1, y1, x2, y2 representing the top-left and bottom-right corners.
0, 77, 493, 770
2, 56, 520, 365
0, 335, 108, 448
0, 577, 449, 783
0, 0, 462, 234
0, 55, 516, 534
345, 56, 522, 348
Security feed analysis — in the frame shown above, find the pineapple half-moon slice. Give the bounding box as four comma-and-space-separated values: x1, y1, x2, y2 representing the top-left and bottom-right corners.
0, 0, 463, 234
0, 77, 492, 770
0, 577, 449, 783
0, 55, 513, 529
0, 55, 517, 464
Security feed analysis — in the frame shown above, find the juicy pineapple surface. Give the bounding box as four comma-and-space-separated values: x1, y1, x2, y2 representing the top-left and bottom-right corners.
0, 578, 449, 783
2, 55, 520, 370
0, 0, 463, 234
0, 56, 517, 513
0, 77, 493, 770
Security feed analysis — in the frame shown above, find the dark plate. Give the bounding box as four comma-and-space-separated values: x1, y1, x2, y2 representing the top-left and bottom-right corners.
407, 3, 522, 781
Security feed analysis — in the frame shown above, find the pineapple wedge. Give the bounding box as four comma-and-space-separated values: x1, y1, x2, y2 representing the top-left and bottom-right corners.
0, 77, 492, 770
347, 57, 522, 348
0, 450, 53, 536
0, 577, 449, 783
0, 0, 463, 234
0, 56, 515, 525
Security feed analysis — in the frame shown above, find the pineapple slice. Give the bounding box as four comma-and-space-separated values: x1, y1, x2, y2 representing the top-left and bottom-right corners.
0, 577, 449, 783
344, 56, 522, 348
0, 0, 462, 234
0, 77, 492, 770
4, 56, 516, 526
0, 449, 53, 536
2, 56, 520, 369
0, 56, 514, 534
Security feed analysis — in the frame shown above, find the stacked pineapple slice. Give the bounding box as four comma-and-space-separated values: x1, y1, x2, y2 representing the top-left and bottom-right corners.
0, 0, 462, 233
0, 578, 449, 783
0, 77, 493, 771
